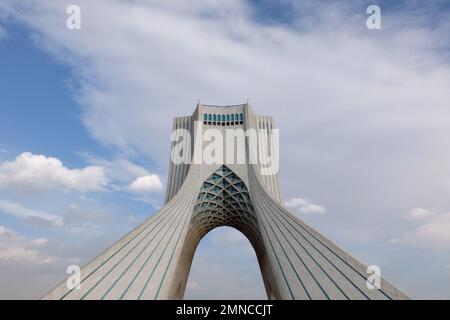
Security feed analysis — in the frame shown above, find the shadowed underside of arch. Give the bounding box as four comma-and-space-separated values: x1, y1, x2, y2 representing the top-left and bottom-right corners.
191, 165, 262, 249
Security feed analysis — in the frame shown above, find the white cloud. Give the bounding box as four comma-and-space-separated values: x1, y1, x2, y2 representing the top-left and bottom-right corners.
0, 152, 108, 193
32, 238, 48, 246
80, 154, 151, 184
0, 194, 116, 233
285, 197, 328, 215
0, 225, 54, 263
0, 226, 8, 237
401, 212, 450, 250
128, 175, 163, 193
0, 200, 64, 227
404, 208, 435, 220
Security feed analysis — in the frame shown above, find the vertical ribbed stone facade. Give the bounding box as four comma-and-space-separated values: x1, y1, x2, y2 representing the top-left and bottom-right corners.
43, 103, 409, 300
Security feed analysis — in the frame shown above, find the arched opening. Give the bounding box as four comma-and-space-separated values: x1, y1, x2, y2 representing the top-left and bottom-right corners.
184, 226, 266, 299
168, 165, 279, 299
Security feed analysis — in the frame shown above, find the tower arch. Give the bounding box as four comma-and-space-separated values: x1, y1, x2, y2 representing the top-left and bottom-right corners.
168, 165, 277, 299
43, 103, 409, 300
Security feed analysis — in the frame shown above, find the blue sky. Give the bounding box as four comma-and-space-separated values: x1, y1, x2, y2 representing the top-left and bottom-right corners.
1, 24, 98, 163
1, 0, 450, 299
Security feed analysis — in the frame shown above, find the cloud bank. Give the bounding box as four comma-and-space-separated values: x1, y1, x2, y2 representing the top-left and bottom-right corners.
285, 197, 328, 215
128, 175, 163, 193
0, 152, 107, 193
401, 210, 450, 250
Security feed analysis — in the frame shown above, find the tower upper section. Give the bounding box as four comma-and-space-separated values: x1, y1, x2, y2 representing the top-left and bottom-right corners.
165, 103, 282, 204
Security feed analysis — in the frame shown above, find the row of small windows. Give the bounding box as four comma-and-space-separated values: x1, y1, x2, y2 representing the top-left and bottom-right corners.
202, 113, 244, 126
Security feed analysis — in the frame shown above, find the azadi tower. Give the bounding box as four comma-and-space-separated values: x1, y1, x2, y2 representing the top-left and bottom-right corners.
44, 103, 408, 300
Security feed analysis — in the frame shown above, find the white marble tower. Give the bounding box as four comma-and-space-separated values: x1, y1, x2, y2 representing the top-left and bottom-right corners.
43, 103, 408, 300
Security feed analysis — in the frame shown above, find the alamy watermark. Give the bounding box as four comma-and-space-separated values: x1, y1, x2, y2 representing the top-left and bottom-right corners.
66, 265, 81, 290
64, 4, 382, 32
366, 5, 381, 30
66, 5, 81, 30
366, 265, 381, 290
170, 121, 279, 176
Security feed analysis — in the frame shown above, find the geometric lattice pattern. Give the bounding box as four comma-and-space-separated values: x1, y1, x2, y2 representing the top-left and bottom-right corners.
191, 165, 262, 250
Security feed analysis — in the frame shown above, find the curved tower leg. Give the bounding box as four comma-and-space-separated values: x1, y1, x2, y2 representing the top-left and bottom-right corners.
248, 166, 408, 300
